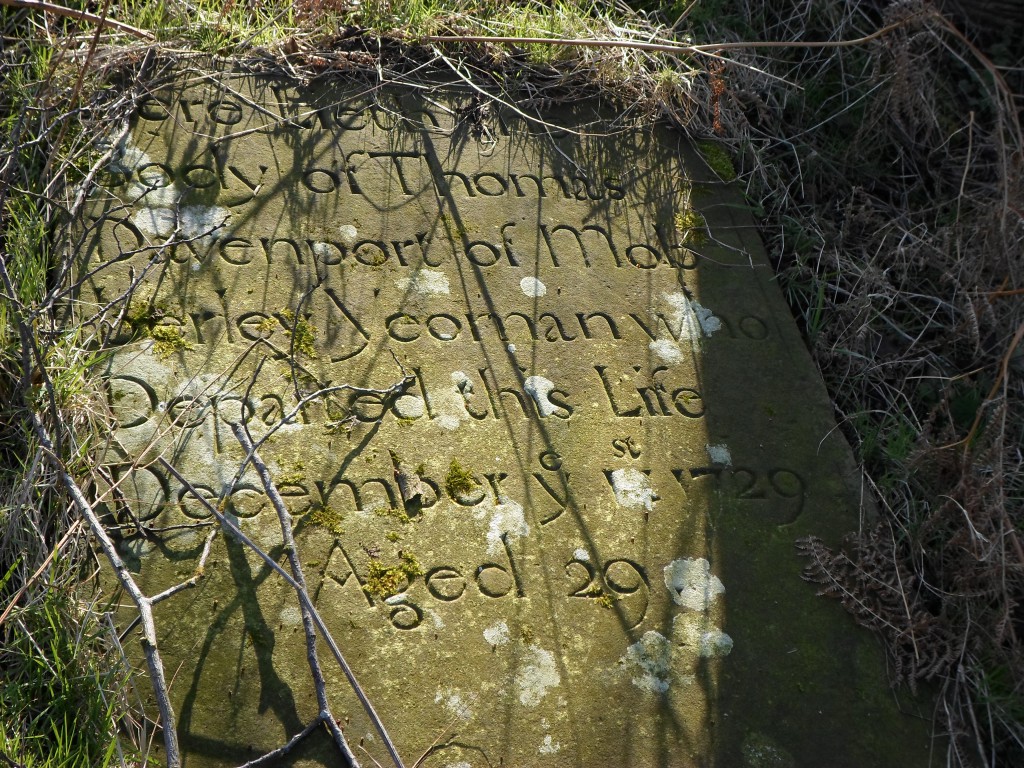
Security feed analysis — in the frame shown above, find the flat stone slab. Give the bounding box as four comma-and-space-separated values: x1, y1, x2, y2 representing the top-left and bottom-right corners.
75, 67, 933, 767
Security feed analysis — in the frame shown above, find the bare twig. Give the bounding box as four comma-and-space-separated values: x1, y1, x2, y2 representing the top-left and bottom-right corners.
231, 422, 360, 768
30, 417, 181, 768
158, 458, 407, 768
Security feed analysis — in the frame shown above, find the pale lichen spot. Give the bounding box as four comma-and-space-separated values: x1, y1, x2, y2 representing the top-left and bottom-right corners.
622, 631, 672, 693
434, 689, 474, 721
485, 497, 528, 555
132, 207, 177, 239
672, 613, 734, 658
524, 375, 558, 417
338, 224, 358, 247
396, 269, 450, 296
573, 548, 590, 562
279, 605, 302, 627
650, 338, 684, 364
520, 276, 547, 297
483, 620, 511, 647
706, 443, 732, 466
427, 372, 471, 431
610, 468, 656, 512
664, 557, 726, 612
516, 645, 560, 707
179, 205, 230, 247
539, 735, 560, 754
394, 395, 425, 419
663, 292, 722, 339
311, 241, 341, 261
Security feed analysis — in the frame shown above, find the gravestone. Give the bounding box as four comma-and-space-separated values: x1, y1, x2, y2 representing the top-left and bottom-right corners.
76, 67, 934, 767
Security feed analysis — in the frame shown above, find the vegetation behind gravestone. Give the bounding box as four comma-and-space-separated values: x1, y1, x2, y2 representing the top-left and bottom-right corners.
0, 1, 1020, 766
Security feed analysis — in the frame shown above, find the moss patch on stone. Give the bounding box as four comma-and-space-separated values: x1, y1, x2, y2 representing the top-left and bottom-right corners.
675, 208, 709, 246
697, 140, 737, 181
149, 324, 193, 358
364, 551, 424, 599
305, 504, 343, 535
445, 458, 478, 498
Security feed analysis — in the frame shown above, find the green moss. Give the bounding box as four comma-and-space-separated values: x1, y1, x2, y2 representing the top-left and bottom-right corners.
445, 459, 478, 498
149, 325, 193, 358
374, 506, 410, 525
697, 140, 737, 182
281, 309, 317, 358
254, 315, 277, 335
675, 208, 709, 246
363, 551, 423, 599
305, 504, 343, 535
124, 299, 192, 357
385, 531, 401, 542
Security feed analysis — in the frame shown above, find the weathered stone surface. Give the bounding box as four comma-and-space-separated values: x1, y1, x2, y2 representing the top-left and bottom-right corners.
77, 69, 933, 767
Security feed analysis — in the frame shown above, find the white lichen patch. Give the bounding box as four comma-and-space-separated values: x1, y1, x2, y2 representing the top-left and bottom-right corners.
394, 395, 425, 419
520, 276, 547, 297
664, 558, 726, 612
573, 548, 590, 562
426, 372, 471, 431
396, 269, 450, 296
622, 631, 673, 693
132, 207, 177, 238
338, 224, 358, 247
516, 645, 560, 707
705, 443, 732, 466
539, 735, 560, 754
650, 338, 684, 364
434, 689, 475, 721
698, 629, 734, 657
663, 292, 722, 339
311, 241, 339, 260
610, 468, 656, 512
131, 203, 229, 248
179, 205, 230, 247
279, 605, 303, 627
524, 375, 558, 417
672, 614, 734, 658
483, 621, 511, 646
484, 497, 529, 555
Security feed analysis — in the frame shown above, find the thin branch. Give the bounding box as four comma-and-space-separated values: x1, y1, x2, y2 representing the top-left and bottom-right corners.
31, 417, 181, 768
0, 0, 156, 41
236, 718, 321, 768
231, 423, 360, 768
158, 458, 407, 768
